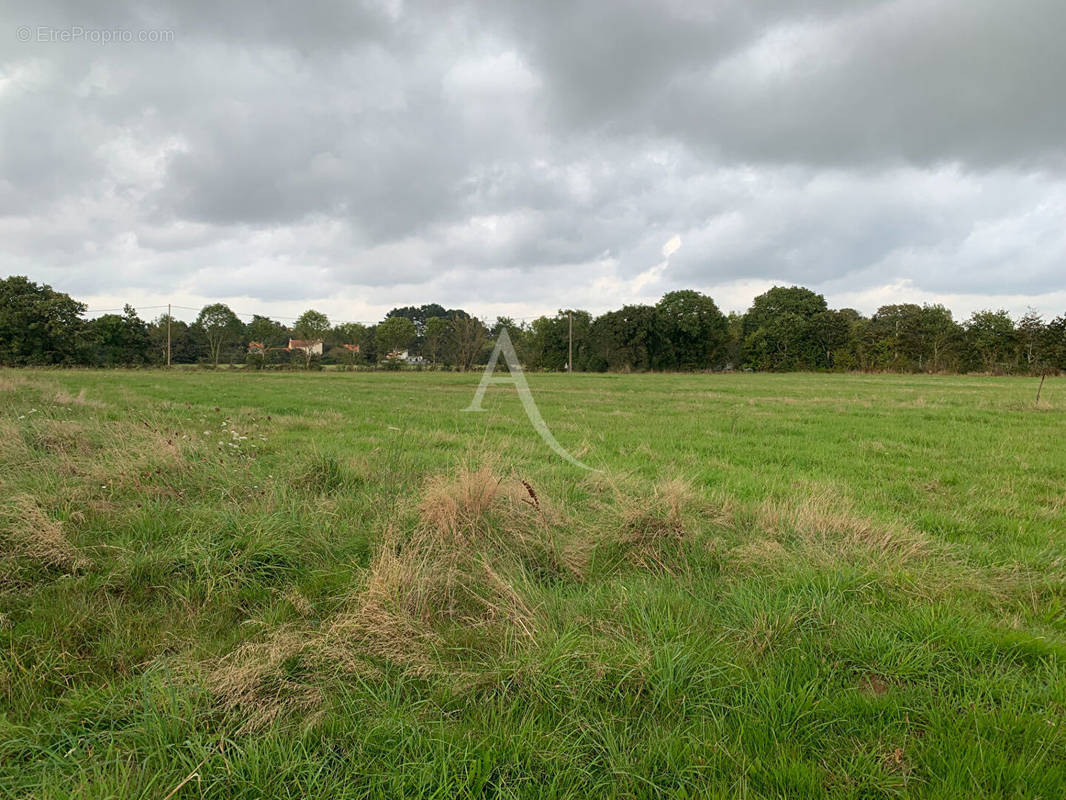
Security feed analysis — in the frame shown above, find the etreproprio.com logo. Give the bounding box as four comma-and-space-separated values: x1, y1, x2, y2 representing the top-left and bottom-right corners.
16, 25, 175, 43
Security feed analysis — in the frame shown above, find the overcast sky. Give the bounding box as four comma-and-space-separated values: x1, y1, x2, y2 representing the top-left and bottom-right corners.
2, 0, 1065, 325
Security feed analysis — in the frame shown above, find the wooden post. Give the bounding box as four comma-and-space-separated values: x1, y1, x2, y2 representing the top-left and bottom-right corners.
568, 311, 573, 373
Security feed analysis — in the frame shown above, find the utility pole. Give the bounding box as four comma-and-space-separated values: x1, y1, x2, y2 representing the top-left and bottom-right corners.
568, 311, 573, 373
167, 303, 172, 367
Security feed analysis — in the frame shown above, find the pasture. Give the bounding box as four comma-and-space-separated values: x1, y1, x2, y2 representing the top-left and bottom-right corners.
1, 369, 1064, 798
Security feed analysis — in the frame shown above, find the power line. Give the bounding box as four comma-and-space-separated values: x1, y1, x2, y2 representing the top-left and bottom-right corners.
84, 304, 169, 313
168, 304, 381, 325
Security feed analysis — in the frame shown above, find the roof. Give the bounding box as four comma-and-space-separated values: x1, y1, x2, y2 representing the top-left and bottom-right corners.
288, 339, 322, 348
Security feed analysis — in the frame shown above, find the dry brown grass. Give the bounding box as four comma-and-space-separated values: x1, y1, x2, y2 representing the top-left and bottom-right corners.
209, 465, 558, 726
31, 419, 94, 457
204, 469, 945, 731
732, 487, 930, 570
859, 673, 892, 696
1, 495, 88, 571
141, 426, 185, 464
53, 387, 104, 407
567, 475, 721, 577
66, 421, 189, 491
743, 608, 802, 656
0, 419, 29, 465
615, 478, 694, 574
208, 627, 323, 732
419, 464, 505, 536
283, 588, 314, 617
0, 374, 27, 392
333, 466, 552, 674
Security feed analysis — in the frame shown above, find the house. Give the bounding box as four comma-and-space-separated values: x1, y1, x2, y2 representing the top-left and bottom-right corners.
340, 344, 360, 353
287, 339, 323, 356
247, 341, 265, 354
385, 349, 425, 364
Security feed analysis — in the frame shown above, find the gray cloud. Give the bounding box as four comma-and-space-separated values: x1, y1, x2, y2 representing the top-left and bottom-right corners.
1, 0, 1064, 320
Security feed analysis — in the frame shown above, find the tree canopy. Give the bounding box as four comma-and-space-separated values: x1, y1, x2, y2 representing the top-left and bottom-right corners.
376, 315, 416, 356
0, 276, 86, 365
293, 309, 330, 341
195, 303, 244, 366
2, 275, 1064, 375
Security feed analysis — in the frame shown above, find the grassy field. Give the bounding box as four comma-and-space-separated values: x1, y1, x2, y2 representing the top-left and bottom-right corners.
2, 368, 1065, 798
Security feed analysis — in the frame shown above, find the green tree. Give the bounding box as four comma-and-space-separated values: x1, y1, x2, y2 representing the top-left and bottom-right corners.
809, 309, 855, 370
0, 276, 86, 365
148, 314, 173, 364
655, 290, 728, 370
195, 303, 244, 366
423, 316, 451, 366
247, 314, 290, 348
331, 322, 367, 347
965, 310, 1018, 373
722, 312, 745, 369
1044, 316, 1066, 371
385, 304, 456, 335
916, 305, 963, 372
1017, 308, 1046, 373
376, 315, 416, 358
867, 304, 927, 371
589, 305, 663, 371
293, 309, 330, 341
860, 304, 961, 372
526, 311, 592, 371
86, 305, 151, 366
745, 312, 813, 370
742, 286, 828, 370
447, 314, 488, 371
742, 286, 828, 337
489, 318, 532, 364
325, 322, 367, 367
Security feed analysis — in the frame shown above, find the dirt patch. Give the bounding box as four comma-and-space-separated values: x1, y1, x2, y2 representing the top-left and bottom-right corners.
881, 745, 912, 776
859, 673, 892, 696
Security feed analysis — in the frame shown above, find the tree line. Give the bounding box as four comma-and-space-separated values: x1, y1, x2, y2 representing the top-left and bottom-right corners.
3, 275, 1065, 374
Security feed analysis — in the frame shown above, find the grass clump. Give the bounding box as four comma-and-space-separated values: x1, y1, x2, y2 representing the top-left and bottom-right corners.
209, 465, 566, 728
333, 467, 551, 670
1, 495, 88, 573
209, 626, 324, 732
737, 486, 931, 569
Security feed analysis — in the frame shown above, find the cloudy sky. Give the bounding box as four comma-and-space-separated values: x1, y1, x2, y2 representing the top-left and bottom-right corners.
2, 0, 1065, 325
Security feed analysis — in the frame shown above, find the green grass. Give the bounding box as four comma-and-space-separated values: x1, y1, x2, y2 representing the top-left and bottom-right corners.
1, 369, 1064, 799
